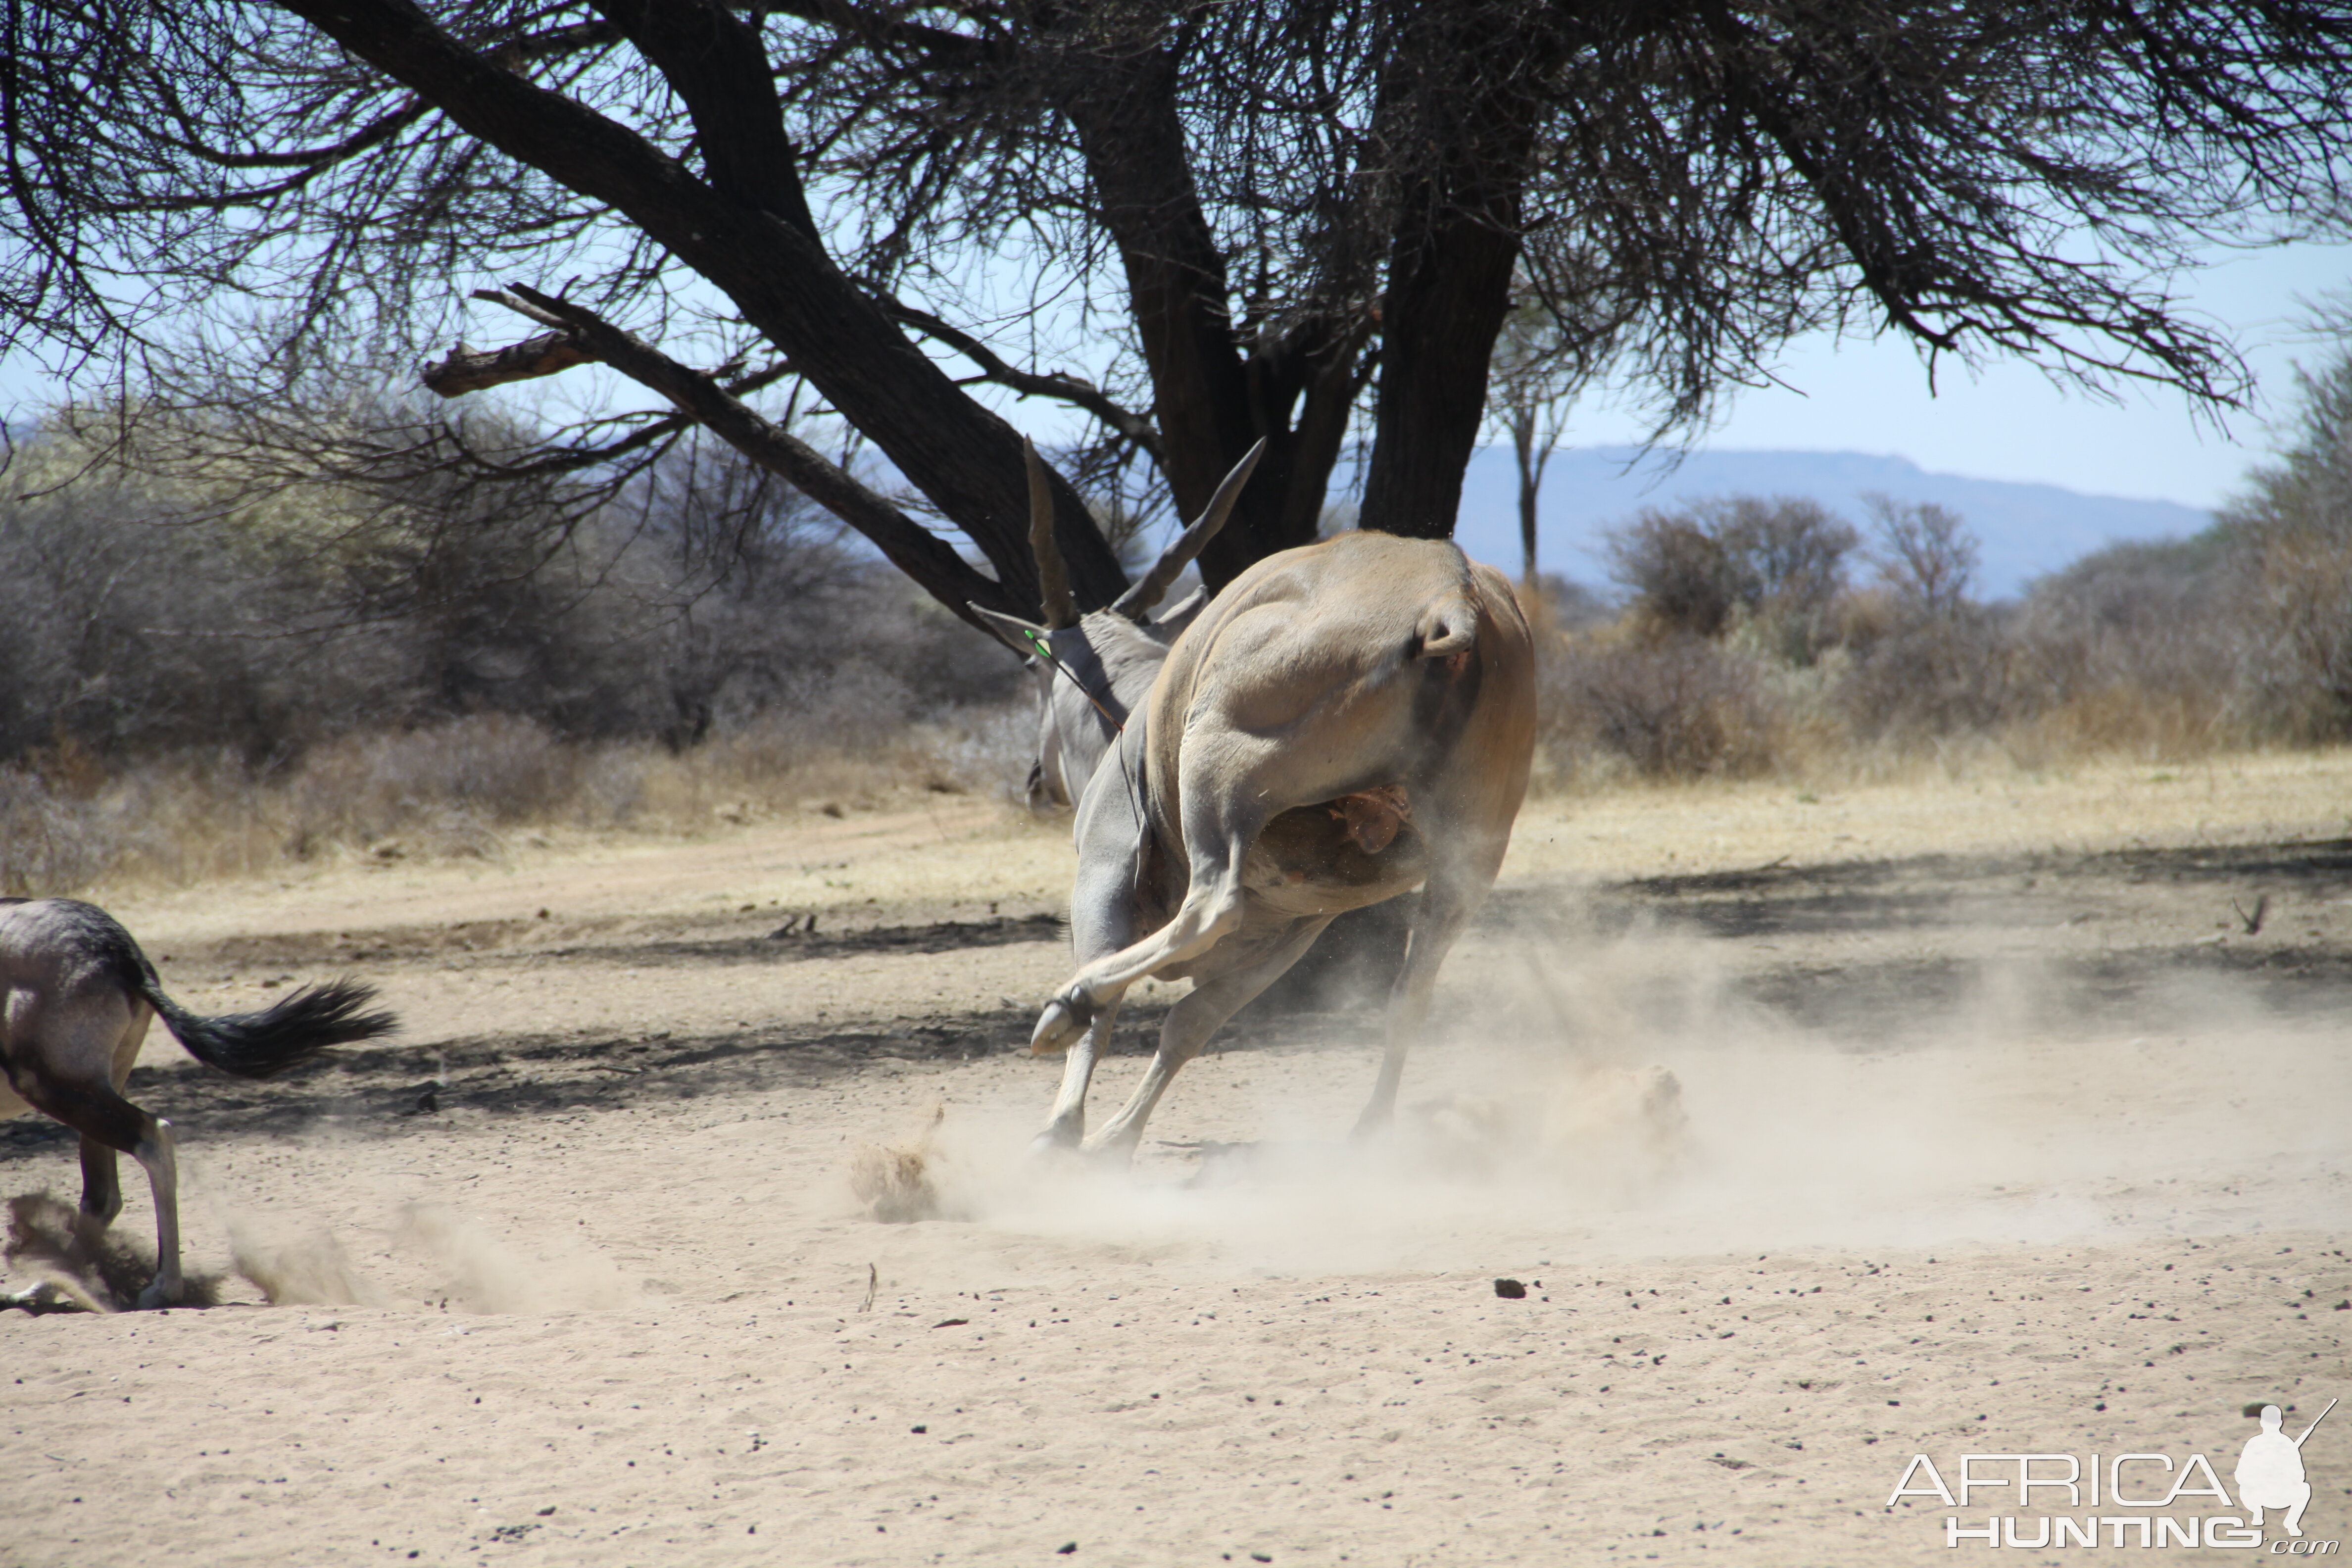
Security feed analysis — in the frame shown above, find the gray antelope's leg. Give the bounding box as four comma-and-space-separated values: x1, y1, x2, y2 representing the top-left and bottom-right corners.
1034, 1000, 1121, 1152
9, 991, 184, 1307
1084, 915, 1336, 1161
78, 1001, 153, 1237
75, 1135, 122, 1236
1030, 732, 1145, 1150
1032, 782, 1274, 1054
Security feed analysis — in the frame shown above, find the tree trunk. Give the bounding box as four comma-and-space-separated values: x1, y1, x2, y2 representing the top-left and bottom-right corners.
1513, 406, 1541, 583
1357, 202, 1523, 541
1062, 46, 1355, 589
1353, 13, 1549, 544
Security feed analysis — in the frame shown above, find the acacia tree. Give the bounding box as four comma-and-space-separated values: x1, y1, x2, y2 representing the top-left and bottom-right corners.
3, 1, 2350, 631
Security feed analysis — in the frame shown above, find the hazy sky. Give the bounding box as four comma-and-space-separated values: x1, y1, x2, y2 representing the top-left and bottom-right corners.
1575, 239, 2352, 510
5, 235, 2343, 512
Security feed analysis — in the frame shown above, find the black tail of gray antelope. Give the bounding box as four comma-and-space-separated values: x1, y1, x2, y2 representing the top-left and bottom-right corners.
0, 898, 398, 1308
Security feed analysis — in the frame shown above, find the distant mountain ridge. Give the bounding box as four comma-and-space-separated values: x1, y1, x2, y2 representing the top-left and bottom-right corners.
1445, 446, 2216, 600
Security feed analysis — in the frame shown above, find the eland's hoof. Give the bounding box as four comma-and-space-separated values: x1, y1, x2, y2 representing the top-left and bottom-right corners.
1074, 1132, 1140, 1167
1028, 992, 1095, 1055
1029, 1123, 1083, 1158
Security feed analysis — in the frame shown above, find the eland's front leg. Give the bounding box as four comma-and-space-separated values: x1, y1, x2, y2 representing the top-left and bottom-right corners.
1031, 731, 1151, 1146
1032, 999, 1121, 1152
1084, 915, 1334, 1161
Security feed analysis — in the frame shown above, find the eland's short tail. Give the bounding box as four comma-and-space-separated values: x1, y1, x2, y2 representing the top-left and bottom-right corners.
1414, 590, 1480, 659
142, 976, 398, 1079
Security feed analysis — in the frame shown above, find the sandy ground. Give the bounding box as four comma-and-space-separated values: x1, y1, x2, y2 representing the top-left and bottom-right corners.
4, 752, 2352, 1566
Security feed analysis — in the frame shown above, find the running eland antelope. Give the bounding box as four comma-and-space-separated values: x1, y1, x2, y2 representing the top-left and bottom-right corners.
976, 448, 1536, 1159
0, 898, 396, 1307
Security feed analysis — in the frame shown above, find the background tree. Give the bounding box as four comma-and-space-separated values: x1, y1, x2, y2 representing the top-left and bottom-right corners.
1607, 494, 1858, 657
3, 1, 2349, 634
1864, 494, 1979, 620
1487, 271, 1608, 586
2211, 347, 2352, 736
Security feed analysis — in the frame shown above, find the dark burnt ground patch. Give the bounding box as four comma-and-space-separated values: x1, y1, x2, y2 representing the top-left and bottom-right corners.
1484, 838, 2352, 1047
153, 910, 1066, 983
0, 993, 1211, 1162
566, 911, 1066, 969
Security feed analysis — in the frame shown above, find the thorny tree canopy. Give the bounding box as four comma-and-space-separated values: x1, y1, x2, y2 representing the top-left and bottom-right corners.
2, 1, 2348, 630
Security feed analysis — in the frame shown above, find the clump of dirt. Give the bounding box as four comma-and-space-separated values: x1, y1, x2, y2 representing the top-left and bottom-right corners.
3, 1191, 225, 1311
851, 1104, 955, 1223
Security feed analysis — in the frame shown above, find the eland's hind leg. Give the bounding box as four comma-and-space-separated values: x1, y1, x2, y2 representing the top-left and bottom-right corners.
1083, 915, 1335, 1161
1353, 857, 1499, 1140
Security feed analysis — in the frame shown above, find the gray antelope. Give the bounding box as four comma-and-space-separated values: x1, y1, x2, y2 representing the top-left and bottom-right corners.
0, 898, 396, 1306
976, 446, 1536, 1159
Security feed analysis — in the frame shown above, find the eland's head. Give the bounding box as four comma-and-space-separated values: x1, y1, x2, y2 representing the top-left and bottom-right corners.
974, 438, 1265, 814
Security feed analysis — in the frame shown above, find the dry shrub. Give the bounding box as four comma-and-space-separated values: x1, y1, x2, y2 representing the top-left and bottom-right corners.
284, 715, 592, 845
1832, 608, 2018, 742
1539, 632, 1786, 782
0, 768, 111, 894
1607, 495, 1858, 659
2002, 688, 2239, 768
2235, 529, 2352, 742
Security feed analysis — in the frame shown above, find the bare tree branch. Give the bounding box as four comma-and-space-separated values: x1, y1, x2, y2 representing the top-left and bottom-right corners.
466, 284, 1022, 630
883, 297, 1164, 464
421, 330, 594, 397
6, 0, 2351, 616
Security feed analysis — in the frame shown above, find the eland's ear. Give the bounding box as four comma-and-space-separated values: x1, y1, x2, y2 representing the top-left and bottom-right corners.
973, 603, 1051, 658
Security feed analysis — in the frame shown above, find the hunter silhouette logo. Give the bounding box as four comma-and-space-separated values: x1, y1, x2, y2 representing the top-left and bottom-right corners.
2239, 1400, 2334, 1539
1886, 1395, 2337, 1551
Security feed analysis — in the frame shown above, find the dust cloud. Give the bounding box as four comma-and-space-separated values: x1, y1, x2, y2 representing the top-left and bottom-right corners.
215, 1195, 640, 1313
228, 1221, 390, 1308
849, 919, 2352, 1277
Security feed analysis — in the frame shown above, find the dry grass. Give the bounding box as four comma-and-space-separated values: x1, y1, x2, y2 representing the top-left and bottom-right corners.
1504, 744, 2352, 884
9, 584, 2350, 903
0, 704, 1036, 897
1524, 590, 2326, 799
